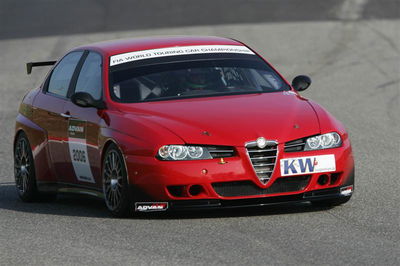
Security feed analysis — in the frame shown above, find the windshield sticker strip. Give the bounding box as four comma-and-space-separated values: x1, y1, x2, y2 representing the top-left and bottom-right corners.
109, 45, 255, 66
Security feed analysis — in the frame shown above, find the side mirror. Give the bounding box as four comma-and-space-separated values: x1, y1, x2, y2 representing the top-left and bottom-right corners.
71, 92, 105, 109
292, 75, 311, 91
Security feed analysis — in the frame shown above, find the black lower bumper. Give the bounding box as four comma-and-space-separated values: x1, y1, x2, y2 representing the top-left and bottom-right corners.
168, 186, 351, 211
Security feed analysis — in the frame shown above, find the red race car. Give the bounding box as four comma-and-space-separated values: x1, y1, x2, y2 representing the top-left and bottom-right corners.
15, 36, 354, 216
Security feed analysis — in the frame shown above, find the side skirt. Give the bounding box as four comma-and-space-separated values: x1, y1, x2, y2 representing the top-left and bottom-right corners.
37, 182, 104, 199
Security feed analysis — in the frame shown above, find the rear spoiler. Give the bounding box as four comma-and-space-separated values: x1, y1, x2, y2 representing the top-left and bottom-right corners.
26, 61, 57, 75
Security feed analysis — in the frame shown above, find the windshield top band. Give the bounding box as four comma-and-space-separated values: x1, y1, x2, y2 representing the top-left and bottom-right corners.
109, 45, 255, 66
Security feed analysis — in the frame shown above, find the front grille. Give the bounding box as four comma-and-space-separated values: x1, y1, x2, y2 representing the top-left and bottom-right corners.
284, 138, 306, 152
212, 175, 311, 197
246, 144, 278, 183
208, 146, 235, 158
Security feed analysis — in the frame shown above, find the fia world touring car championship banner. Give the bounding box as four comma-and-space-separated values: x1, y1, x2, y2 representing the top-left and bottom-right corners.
110, 45, 255, 66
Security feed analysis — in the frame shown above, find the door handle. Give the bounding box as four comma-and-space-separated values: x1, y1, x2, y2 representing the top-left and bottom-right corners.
60, 112, 71, 119
47, 111, 59, 117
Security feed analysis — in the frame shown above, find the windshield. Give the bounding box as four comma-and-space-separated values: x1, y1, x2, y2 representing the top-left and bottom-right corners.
109, 58, 289, 103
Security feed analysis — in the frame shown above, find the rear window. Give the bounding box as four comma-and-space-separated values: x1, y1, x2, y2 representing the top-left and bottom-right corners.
109, 57, 289, 103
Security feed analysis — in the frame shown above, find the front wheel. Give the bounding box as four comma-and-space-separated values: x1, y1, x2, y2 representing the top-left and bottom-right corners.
102, 143, 132, 217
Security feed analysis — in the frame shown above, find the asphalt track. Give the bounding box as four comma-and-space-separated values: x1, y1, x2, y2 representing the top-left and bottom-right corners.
0, 1, 399, 265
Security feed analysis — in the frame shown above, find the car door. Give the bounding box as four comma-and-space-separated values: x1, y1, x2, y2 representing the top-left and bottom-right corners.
32, 51, 84, 182
61, 51, 104, 187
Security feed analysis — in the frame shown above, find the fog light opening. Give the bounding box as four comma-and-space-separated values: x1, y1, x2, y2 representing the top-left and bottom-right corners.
317, 174, 330, 186
188, 185, 203, 197
167, 185, 185, 197
330, 173, 341, 185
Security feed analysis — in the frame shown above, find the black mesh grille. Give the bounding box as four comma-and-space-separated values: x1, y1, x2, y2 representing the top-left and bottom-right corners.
284, 138, 306, 152
207, 146, 235, 158
212, 175, 311, 197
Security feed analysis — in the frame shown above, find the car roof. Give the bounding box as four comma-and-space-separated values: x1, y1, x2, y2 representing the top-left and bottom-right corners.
75, 36, 244, 57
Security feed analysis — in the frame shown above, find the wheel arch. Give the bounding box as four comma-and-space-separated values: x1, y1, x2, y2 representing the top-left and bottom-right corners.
14, 128, 36, 158
14, 129, 25, 150
100, 138, 131, 185
15, 114, 56, 183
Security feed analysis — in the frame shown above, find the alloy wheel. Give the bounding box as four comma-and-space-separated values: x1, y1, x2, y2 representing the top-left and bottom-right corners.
103, 150, 124, 210
14, 137, 31, 194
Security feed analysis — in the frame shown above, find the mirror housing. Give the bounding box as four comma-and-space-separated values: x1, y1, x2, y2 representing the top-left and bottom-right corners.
292, 75, 311, 91
71, 92, 105, 109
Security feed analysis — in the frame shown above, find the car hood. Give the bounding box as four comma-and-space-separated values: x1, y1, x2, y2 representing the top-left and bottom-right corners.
119, 92, 320, 146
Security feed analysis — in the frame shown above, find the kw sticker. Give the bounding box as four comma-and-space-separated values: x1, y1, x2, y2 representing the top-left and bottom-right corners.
68, 119, 95, 183
110, 45, 255, 66
280, 154, 336, 176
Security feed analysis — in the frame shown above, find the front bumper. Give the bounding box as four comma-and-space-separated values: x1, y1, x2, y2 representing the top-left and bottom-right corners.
125, 138, 354, 202
168, 185, 353, 211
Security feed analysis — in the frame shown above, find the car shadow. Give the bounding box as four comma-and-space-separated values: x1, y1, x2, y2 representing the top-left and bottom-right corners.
141, 203, 333, 220
0, 183, 332, 220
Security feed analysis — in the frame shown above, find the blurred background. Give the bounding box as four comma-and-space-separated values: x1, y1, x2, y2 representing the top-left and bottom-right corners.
1, 0, 399, 39
0, 1, 399, 265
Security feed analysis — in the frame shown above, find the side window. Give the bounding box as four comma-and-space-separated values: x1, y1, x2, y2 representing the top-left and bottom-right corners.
75, 52, 102, 100
47, 51, 83, 97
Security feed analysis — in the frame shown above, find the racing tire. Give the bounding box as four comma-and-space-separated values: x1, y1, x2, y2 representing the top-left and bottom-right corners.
14, 132, 57, 202
311, 196, 351, 207
102, 143, 133, 217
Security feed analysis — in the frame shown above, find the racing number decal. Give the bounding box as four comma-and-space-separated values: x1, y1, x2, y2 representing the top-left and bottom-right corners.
68, 119, 95, 183
72, 149, 86, 162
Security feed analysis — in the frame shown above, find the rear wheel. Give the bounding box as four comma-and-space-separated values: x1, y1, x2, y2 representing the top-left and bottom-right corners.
14, 132, 57, 202
311, 196, 351, 207
102, 143, 132, 217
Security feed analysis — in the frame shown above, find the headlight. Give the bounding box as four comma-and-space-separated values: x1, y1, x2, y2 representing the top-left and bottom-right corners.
304, 132, 342, 151
157, 145, 212, 160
